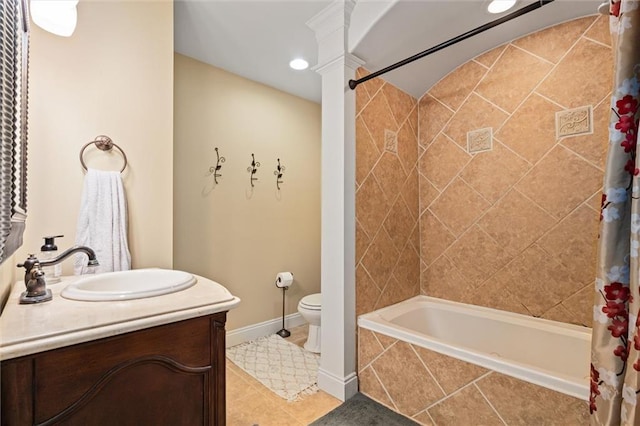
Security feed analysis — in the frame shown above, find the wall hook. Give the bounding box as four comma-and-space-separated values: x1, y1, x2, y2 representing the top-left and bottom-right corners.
247, 153, 260, 187
208, 147, 226, 184
274, 158, 285, 190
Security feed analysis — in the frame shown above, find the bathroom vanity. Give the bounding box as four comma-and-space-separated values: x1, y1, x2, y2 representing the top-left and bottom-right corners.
0, 273, 240, 426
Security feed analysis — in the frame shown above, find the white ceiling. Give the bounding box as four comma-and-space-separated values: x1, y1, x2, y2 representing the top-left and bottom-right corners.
174, 0, 603, 104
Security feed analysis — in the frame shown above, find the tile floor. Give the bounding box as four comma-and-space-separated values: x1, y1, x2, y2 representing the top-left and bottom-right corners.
226, 324, 342, 426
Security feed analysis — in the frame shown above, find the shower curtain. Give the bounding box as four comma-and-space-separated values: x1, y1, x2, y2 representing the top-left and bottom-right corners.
591, 1, 640, 424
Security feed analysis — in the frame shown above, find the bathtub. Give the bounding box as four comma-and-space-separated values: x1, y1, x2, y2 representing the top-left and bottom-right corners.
358, 295, 591, 401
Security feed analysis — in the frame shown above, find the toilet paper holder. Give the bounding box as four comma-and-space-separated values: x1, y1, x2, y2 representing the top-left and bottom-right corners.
275, 272, 294, 338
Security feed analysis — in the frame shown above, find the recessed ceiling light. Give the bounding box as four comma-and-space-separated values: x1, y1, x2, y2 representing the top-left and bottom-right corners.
487, 0, 517, 14
289, 58, 309, 71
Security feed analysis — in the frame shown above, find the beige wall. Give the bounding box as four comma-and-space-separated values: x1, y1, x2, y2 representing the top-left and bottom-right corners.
173, 54, 321, 330
1, 0, 174, 310
417, 15, 611, 327
354, 70, 421, 318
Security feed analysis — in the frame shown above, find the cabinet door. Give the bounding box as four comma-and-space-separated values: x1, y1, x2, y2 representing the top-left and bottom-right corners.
1, 313, 227, 426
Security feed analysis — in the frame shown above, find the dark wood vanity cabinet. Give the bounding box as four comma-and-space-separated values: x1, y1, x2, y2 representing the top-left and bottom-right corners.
1, 312, 228, 426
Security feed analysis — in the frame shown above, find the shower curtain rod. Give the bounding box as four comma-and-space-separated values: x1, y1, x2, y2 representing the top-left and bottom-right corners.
348, 0, 555, 90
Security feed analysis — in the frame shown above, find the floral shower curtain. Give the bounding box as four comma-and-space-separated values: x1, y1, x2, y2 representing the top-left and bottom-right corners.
591, 1, 640, 424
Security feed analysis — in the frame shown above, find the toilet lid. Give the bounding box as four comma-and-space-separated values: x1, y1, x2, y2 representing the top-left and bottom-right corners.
300, 293, 322, 309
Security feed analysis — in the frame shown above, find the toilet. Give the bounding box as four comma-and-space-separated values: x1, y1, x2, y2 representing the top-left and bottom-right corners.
297, 293, 321, 353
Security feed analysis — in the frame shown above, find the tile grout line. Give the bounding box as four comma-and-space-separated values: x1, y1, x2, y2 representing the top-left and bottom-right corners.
473, 381, 509, 425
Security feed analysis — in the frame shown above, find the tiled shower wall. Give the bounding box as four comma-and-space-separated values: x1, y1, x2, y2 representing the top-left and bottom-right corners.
418, 15, 612, 327
356, 14, 611, 425
355, 69, 421, 317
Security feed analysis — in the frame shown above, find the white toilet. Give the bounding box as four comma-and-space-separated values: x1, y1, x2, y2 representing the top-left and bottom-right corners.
297, 293, 321, 353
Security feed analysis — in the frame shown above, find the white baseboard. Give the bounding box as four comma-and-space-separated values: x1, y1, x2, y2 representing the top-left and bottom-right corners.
317, 368, 359, 401
225, 312, 306, 348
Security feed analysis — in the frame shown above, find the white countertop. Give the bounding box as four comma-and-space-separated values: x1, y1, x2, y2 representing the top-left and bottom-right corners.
0, 273, 240, 361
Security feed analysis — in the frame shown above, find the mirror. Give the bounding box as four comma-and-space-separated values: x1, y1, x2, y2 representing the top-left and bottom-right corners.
0, 0, 30, 263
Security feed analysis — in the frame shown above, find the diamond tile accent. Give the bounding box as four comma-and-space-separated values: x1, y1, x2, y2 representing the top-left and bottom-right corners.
443, 93, 509, 149
556, 105, 593, 138
384, 129, 398, 153
467, 127, 493, 153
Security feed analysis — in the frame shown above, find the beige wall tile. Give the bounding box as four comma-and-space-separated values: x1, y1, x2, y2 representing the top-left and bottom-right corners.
459, 141, 531, 203
356, 68, 385, 99
429, 61, 488, 111
373, 152, 409, 204
392, 244, 421, 292
412, 411, 435, 426
408, 106, 419, 140
419, 134, 471, 190
469, 268, 530, 315
430, 178, 490, 237
356, 264, 382, 317
474, 45, 507, 68
537, 38, 613, 109
383, 83, 417, 127
537, 204, 600, 284
421, 255, 473, 301
356, 116, 380, 186
496, 93, 562, 163
418, 95, 454, 147
443, 93, 510, 148
374, 332, 397, 349
413, 346, 488, 395
356, 220, 370, 265
563, 284, 596, 327
355, 80, 371, 117
428, 384, 503, 425
377, 275, 418, 309
372, 342, 446, 416
476, 373, 590, 425
586, 190, 604, 213
419, 176, 440, 215
584, 15, 612, 47
420, 211, 457, 266
401, 168, 420, 220
541, 303, 579, 325
362, 229, 400, 291
359, 328, 385, 371
444, 226, 512, 287
397, 121, 419, 174
506, 245, 585, 316
478, 189, 555, 255
360, 89, 399, 152
356, 175, 390, 237
383, 197, 416, 252
561, 98, 611, 170
512, 16, 596, 63
358, 365, 396, 410
515, 146, 603, 219
475, 45, 553, 113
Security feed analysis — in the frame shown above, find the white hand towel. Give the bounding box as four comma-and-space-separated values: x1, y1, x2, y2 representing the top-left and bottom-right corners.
74, 168, 131, 274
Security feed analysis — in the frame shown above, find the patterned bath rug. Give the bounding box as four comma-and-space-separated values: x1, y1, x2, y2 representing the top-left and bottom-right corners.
226, 334, 320, 401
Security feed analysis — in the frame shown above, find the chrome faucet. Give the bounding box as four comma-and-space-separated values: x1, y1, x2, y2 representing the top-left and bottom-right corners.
17, 246, 99, 304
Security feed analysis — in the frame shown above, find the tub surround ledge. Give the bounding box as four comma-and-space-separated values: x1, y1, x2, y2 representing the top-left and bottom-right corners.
0, 273, 240, 360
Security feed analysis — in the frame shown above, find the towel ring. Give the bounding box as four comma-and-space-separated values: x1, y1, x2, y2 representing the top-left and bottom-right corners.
79, 135, 128, 173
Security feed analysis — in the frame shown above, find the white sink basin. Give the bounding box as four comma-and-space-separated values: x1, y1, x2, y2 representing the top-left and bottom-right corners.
61, 269, 197, 301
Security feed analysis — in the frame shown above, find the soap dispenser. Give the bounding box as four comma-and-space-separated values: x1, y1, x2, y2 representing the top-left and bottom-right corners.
40, 235, 63, 283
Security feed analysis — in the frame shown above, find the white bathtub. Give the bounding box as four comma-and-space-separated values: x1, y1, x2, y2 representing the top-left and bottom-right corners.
358, 295, 591, 400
